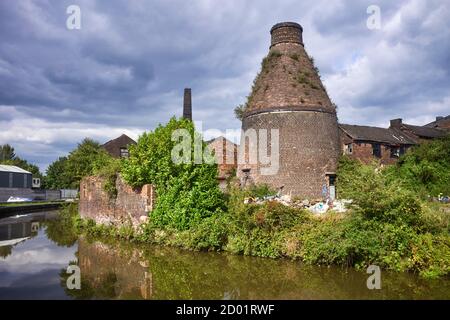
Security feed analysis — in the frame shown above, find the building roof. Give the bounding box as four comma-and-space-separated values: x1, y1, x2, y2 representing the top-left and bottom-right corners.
102, 134, 136, 158
206, 136, 238, 146
0, 165, 32, 174
339, 124, 416, 145
402, 124, 447, 139
424, 115, 450, 128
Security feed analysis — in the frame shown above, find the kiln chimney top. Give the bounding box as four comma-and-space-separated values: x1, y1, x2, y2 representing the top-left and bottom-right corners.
270, 22, 303, 47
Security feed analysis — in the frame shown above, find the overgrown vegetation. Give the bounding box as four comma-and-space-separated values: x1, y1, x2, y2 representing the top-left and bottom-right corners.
121, 117, 224, 230
45, 138, 114, 190
65, 121, 450, 279
234, 50, 283, 120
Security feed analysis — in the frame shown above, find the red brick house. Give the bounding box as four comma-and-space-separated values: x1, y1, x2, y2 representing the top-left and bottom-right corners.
102, 134, 136, 158
207, 136, 238, 189
339, 124, 416, 165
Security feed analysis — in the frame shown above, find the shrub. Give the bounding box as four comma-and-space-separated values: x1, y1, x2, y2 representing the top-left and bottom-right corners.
336, 156, 422, 227
121, 117, 224, 230
410, 233, 450, 278
389, 135, 450, 196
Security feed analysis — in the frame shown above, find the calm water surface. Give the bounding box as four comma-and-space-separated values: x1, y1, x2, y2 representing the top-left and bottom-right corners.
0, 210, 449, 300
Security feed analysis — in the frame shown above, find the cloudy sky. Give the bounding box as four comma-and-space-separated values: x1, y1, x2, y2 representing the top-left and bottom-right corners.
0, 0, 449, 171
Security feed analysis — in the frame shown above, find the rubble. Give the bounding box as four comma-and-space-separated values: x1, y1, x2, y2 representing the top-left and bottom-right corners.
243, 194, 352, 214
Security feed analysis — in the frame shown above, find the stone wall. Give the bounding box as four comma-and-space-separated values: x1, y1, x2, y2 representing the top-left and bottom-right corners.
79, 175, 155, 227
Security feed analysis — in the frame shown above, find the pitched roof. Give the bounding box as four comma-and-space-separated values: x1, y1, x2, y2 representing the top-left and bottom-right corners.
102, 134, 136, 158
424, 115, 450, 128
402, 124, 447, 139
339, 124, 416, 145
0, 165, 32, 174
206, 136, 238, 146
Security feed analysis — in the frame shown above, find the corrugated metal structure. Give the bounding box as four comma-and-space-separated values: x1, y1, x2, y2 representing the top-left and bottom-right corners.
0, 165, 32, 189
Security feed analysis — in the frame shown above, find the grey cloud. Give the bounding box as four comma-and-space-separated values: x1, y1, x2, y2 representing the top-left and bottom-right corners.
0, 0, 449, 170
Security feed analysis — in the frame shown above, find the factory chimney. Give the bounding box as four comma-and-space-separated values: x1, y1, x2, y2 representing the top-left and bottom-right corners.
183, 88, 192, 121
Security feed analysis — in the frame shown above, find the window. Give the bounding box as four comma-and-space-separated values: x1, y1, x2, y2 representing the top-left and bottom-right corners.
390, 147, 400, 158
372, 143, 381, 158
344, 143, 353, 154
120, 147, 129, 158
32, 178, 41, 188
400, 146, 406, 156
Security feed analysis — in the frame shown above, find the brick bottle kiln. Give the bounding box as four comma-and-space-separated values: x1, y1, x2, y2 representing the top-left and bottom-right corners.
238, 22, 340, 199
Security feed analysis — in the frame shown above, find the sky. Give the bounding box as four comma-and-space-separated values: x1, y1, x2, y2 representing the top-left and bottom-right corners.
0, 0, 449, 171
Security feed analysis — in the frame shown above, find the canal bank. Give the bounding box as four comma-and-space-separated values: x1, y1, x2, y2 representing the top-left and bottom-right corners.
0, 201, 69, 217
1, 208, 449, 299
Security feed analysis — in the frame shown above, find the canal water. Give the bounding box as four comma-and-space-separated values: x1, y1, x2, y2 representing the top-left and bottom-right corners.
0, 210, 449, 300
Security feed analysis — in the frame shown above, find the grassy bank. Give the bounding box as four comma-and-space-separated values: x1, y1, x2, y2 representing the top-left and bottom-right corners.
60, 187, 450, 279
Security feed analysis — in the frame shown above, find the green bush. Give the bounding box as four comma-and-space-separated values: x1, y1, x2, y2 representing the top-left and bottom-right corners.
410, 233, 450, 278
121, 117, 224, 230
336, 156, 422, 227
389, 135, 450, 196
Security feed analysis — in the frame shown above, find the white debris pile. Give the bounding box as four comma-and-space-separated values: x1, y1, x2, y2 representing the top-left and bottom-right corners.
243, 195, 352, 214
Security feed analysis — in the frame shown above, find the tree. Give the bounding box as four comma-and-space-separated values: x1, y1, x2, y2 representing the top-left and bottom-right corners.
45, 156, 71, 190
121, 117, 224, 230
0, 144, 15, 161
234, 104, 245, 121
64, 138, 113, 188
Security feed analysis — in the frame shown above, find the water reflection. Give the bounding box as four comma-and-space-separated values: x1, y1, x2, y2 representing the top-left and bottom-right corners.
0, 212, 51, 258
1, 211, 449, 300
66, 237, 450, 300
0, 212, 77, 299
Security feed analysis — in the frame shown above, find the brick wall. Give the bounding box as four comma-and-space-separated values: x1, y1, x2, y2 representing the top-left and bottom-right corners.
340, 133, 401, 166
238, 110, 340, 199
79, 175, 155, 227
348, 142, 398, 165
207, 137, 237, 180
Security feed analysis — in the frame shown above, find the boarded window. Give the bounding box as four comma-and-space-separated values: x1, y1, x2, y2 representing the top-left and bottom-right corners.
372, 143, 381, 158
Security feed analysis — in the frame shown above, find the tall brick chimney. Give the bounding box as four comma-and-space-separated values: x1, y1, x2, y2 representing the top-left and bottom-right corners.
183, 88, 192, 121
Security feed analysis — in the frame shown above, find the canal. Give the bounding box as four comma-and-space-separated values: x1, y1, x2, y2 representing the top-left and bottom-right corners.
0, 210, 449, 299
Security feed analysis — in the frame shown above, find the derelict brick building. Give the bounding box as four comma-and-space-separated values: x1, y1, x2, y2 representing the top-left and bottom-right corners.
238, 22, 340, 199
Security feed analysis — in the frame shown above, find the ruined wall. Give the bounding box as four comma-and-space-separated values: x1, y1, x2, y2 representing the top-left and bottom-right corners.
346, 142, 398, 165
79, 175, 155, 227
339, 131, 400, 165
